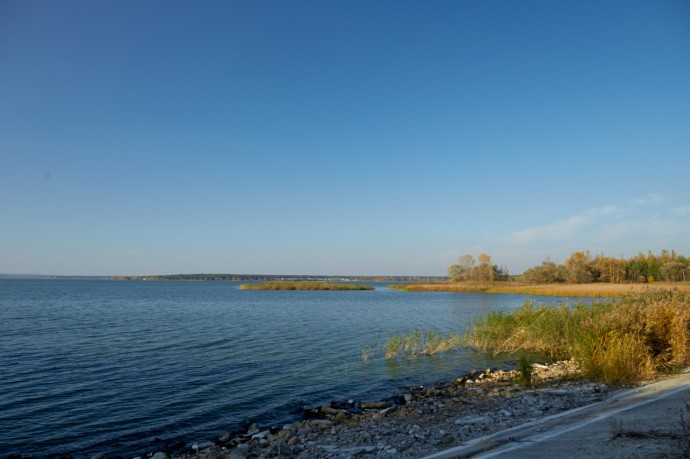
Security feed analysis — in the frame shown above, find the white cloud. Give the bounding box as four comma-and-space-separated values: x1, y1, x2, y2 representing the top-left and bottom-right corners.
673, 204, 690, 215
630, 193, 666, 206
487, 200, 690, 273
501, 205, 622, 245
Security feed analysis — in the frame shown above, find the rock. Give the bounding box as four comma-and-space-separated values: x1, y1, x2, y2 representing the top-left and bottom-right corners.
191, 441, 214, 450
199, 445, 224, 459
306, 419, 333, 429
455, 415, 492, 425
228, 447, 247, 459
150, 453, 167, 459
361, 401, 389, 410
272, 443, 293, 457
246, 423, 260, 436
251, 430, 269, 440
287, 436, 300, 446
319, 405, 341, 416
437, 433, 456, 446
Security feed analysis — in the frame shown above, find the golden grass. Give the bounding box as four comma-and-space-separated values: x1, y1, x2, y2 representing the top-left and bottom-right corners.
394, 281, 690, 298
464, 290, 690, 384
239, 281, 374, 291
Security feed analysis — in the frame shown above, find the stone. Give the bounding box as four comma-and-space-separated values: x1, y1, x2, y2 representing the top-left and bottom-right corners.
320, 405, 340, 416
306, 419, 333, 429
455, 415, 492, 425
228, 448, 247, 459
361, 401, 389, 410
273, 443, 293, 457
287, 436, 300, 446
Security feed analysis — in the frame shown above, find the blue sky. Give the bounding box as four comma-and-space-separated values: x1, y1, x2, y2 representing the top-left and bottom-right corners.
1, 0, 689, 276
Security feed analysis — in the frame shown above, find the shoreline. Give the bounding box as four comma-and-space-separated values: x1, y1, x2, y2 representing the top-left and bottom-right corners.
135, 360, 625, 459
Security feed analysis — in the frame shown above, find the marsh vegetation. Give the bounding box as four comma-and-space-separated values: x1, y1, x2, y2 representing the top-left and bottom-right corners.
463, 290, 690, 384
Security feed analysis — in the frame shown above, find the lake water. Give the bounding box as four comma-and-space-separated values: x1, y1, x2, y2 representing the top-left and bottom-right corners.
0, 279, 574, 457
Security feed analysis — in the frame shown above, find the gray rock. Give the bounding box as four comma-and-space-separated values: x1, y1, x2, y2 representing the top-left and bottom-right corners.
455, 415, 492, 425
228, 447, 247, 459
150, 453, 167, 459
246, 423, 260, 436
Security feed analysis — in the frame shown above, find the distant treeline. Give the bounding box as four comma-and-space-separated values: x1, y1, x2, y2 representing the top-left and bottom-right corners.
111, 274, 446, 282
448, 250, 689, 284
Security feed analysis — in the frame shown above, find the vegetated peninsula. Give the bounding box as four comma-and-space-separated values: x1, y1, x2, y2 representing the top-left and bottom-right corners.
396, 249, 690, 297
239, 281, 374, 291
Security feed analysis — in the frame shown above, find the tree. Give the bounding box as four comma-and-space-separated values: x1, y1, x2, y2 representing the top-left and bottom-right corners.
661, 261, 687, 282
565, 251, 593, 284
474, 253, 495, 282
448, 254, 475, 281
523, 260, 566, 283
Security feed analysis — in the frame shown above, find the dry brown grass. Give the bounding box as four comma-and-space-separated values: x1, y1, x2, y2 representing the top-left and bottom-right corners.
464, 290, 690, 384
395, 282, 690, 298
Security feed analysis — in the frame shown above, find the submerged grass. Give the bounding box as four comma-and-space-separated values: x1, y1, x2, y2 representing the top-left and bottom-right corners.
464, 290, 690, 384
240, 281, 374, 291
384, 329, 462, 359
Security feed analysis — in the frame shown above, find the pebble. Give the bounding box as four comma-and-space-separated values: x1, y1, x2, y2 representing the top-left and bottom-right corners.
156, 359, 616, 459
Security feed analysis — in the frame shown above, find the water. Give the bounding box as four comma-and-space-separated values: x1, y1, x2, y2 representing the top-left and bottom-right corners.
0, 279, 573, 457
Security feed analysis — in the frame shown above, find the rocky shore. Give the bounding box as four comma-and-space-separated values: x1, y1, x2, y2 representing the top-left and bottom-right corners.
146, 359, 621, 459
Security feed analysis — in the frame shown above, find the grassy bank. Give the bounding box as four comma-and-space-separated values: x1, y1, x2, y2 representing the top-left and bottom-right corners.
239, 281, 374, 291
392, 281, 690, 298
463, 290, 690, 384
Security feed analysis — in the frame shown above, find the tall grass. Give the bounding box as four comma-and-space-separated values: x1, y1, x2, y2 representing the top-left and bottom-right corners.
240, 281, 374, 291
464, 290, 690, 384
384, 329, 461, 359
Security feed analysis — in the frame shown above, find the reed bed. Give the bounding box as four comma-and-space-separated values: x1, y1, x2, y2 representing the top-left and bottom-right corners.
239, 281, 374, 291
384, 329, 462, 359
394, 282, 690, 298
464, 290, 690, 384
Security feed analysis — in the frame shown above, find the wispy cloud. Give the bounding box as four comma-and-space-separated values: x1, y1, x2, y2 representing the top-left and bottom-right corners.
491, 198, 689, 272
630, 193, 666, 206
501, 205, 622, 245
674, 204, 690, 215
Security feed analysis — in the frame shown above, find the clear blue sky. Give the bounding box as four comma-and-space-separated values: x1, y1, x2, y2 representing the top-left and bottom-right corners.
1, 0, 689, 276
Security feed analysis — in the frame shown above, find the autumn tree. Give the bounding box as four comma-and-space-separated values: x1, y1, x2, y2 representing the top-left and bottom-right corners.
447, 254, 475, 281
661, 261, 687, 282
522, 260, 566, 284
473, 253, 495, 282
565, 251, 593, 284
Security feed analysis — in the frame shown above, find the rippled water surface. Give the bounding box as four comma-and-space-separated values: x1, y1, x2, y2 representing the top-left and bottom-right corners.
0, 279, 572, 457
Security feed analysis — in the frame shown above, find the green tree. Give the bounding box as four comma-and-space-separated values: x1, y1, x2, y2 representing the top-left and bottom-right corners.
522, 260, 566, 283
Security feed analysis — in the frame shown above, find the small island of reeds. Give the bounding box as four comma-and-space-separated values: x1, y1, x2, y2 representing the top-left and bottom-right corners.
239, 281, 374, 291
